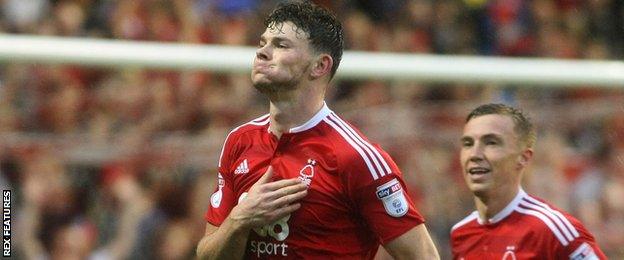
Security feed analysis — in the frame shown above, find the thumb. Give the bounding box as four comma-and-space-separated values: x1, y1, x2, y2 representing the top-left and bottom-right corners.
255, 166, 274, 185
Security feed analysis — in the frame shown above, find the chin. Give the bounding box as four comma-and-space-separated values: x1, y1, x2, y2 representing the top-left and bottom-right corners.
252, 78, 299, 94
468, 183, 491, 197
252, 72, 268, 83
251, 76, 270, 86
253, 81, 278, 94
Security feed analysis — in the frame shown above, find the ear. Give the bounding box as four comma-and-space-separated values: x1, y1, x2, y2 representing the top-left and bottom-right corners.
517, 148, 533, 170
310, 54, 333, 80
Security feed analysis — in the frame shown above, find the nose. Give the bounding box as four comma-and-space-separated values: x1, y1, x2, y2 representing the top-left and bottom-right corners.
256, 44, 270, 61
467, 144, 485, 162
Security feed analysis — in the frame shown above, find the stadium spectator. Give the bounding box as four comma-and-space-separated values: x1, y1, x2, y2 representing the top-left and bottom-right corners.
16, 147, 153, 259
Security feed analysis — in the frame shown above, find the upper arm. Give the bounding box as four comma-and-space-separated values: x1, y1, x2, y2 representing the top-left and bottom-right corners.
383, 224, 440, 260
205, 130, 240, 225
559, 221, 607, 260
341, 144, 425, 243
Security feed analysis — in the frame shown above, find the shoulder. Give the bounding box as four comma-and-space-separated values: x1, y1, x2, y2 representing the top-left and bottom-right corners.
515, 193, 606, 258
320, 112, 394, 180
319, 112, 373, 153
218, 114, 270, 167
320, 112, 367, 143
514, 193, 585, 247
451, 211, 479, 233
226, 114, 270, 139
450, 211, 480, 250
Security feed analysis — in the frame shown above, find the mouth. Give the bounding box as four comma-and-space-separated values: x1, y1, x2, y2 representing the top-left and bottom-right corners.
468, 167, 490, 175
253, 63, 273, 72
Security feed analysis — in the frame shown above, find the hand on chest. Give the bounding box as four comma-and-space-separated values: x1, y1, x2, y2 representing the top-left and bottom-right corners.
230, 146, 336, 195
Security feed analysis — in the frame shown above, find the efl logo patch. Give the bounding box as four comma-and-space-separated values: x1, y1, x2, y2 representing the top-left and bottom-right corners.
376, 178, 408, 217
570, 242, 599, 260
210, 173, 225, 208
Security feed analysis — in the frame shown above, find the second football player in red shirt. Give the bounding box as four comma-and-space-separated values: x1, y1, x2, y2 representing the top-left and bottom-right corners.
451, 103, 606, 259
196, 1, 439, 259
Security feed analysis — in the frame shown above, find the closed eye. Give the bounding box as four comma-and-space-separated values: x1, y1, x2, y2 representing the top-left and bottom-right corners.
275, 41, 290, 48
483, 134, 502, 146
272, 37, 292, 49
460, 137, 473, 147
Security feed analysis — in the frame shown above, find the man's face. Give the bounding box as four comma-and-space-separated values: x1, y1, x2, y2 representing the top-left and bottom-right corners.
252, 21, 315, 93
460, 114, 526, 197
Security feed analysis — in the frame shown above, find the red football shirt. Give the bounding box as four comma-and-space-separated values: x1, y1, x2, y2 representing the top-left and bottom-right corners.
205, 103, 425, 259
451, 189, 606, 260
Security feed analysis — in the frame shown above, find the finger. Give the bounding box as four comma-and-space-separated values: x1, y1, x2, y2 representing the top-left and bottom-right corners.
262, 177, 303, 191
264, 183, 307, 201
269, 203, 302, 222
268, 189, 308, 208
254, 166, 274, 186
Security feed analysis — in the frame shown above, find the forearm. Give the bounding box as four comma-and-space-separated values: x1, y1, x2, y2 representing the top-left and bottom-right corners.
196, 217, 250, 260
384, 224, 440, 260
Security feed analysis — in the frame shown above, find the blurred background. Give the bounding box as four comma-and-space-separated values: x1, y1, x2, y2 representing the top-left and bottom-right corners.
1, 0, 623, 259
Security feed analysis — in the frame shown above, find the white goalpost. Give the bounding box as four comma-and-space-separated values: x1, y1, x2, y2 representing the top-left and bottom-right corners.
1, 34, 624, 87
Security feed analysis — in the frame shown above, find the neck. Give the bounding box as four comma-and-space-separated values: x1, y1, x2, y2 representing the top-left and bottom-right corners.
474, 185, 520, 223
267, 83, 325, 138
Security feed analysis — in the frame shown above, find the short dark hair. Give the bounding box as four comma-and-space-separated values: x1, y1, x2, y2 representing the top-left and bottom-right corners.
264, 1, 344, 78
466, 103, 536, 148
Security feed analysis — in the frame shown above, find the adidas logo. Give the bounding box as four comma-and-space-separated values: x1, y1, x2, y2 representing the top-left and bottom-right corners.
234, 159, 249, 174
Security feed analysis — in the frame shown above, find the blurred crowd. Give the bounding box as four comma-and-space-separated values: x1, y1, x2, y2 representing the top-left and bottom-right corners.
1, 0, 623, 259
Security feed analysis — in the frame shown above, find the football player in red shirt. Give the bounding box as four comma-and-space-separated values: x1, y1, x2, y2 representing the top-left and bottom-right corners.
451, 103, 606, 259
196, 1, 439, 259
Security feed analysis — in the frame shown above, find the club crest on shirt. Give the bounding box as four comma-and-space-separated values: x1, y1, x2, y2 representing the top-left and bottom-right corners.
210, 173, 225, 208
298, 159, 316, 186
376, 178, 408, 217
502, 246, 517, 260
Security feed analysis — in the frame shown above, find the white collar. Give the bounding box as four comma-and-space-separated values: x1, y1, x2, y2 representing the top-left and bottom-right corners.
287, 102, 331, 133
477, 188, 526, 224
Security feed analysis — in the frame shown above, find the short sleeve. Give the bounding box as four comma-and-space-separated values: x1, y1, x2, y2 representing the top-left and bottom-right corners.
342, 142, 425, 244
557, 217, 607, 260
204, 131, 240, 226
